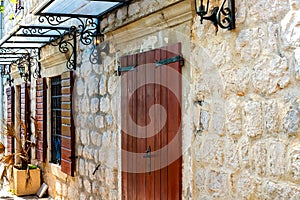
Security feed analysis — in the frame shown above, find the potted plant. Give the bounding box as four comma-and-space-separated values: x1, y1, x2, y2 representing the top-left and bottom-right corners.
0, 117, 41, 196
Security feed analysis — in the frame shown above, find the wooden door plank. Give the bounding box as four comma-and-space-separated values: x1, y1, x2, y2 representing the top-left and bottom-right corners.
167, 43, 182, 200
121, 55, 129, 200
154, 48, 162, 200
127, 54, 137, 200
145, 50, 155, 200
132, 54, 137, 200
136, 52, 147, 199
160, 46, 169, 200
127, 54, 134, 200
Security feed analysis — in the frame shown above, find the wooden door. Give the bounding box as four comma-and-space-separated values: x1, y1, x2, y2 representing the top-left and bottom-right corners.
121, 43, 182, 200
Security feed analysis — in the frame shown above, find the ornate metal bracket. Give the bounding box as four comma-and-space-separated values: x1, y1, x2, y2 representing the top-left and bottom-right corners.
20, 25, 77, 70
2, 49, 41, 82
38, 15, 97, 46
217, 0, 235, 30
32, 49, 41, 79
38, 15, 105, 66
195, 0, 235, 33
48, 27, 77, 70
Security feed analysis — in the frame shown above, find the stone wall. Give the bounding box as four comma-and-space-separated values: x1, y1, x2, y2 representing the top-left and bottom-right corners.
73, 1, 192, 199
190, 0, 300, 199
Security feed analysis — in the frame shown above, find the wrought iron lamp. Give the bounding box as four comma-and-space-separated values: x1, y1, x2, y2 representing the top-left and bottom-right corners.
1, 65, 7, 78
93, 32, 104, 46
1, 65, 13, 86
17, 56, 30, 81
17, 64, 26, 77
194, 0, 235, 32
89, 24, 109, 64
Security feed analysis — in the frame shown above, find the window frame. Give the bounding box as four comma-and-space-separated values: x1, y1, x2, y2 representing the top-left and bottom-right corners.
50, 76, 62, 165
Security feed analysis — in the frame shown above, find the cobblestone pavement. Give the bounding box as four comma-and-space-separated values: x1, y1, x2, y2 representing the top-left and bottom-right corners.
0, 182, 50, 200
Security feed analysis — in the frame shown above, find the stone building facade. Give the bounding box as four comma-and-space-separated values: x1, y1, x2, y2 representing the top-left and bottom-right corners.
0, 0, 300, 199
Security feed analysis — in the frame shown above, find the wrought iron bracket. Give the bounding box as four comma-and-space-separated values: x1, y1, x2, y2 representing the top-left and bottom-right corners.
0, 48, 41, 83
38, 15, 98, 46
20, 25, 77, 70
196, 0, 235, 33
38, 15, 109, 66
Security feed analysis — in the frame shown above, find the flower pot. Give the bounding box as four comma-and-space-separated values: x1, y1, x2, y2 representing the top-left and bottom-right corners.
13, 167, 41, 196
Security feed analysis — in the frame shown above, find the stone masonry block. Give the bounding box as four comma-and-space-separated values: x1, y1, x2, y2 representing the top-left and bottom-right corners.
251, 141, 267, 176
263, 100, 279, 134
199, 136, 224, 167
224, 139, 240, 170
204, 169, 229, 198
267, 141, 286, 177
87, 75, 100, 97
259, 181, 300, 200
128, 2, 140, 16
225, 97, 242, 137
243, 99, 262, 137
99, 74, 107, 96
91, 97, 100, 114
231, 171, 255, 199
287, 144, 300, 182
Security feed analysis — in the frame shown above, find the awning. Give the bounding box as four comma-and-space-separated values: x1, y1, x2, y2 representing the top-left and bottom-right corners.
0, 51, 27, 65
0, 0, 127, 76
0, 24, 76, 71
32, 0, 128, 18
0, 25, 71, 49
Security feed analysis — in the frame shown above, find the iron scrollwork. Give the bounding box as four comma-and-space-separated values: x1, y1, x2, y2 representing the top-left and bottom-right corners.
195, 0, 235, 33
48, 27, 77, 70
38, 15, 100, 70
31, 49, 41, 79
38, 15, 73, 27
38, 15, 98, 46
21, 27, 53, 35
20, 25, 77, 70
216, 0, 235, 30
78, 18, 98, 46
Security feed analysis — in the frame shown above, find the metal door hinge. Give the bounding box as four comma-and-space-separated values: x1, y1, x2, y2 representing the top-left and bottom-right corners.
155, 55, 184, 67
116, 65, 136, 76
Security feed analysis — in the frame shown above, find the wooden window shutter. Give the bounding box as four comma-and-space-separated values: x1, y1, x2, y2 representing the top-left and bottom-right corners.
20, 83, 30, 138
36, 78, 47, 162
61, 71, 75, 176
6, 87, 15, 154
121, 43, 183, 199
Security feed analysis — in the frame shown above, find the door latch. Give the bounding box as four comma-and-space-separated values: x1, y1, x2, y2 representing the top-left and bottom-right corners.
143, 146, 151, 175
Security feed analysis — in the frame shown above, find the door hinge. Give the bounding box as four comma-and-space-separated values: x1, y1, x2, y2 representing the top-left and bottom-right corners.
116, 65, 136, 76
155, 55, 184, 67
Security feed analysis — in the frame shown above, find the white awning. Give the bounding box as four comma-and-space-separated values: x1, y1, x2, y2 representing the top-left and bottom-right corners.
32, 0, 127, 18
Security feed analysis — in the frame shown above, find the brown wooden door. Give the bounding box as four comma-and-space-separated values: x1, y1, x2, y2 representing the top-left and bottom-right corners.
121, 43, 182, 200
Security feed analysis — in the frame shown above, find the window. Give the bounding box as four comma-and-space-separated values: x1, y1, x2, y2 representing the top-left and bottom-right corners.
36, 71, 75, 176
51, 76, 62, 165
